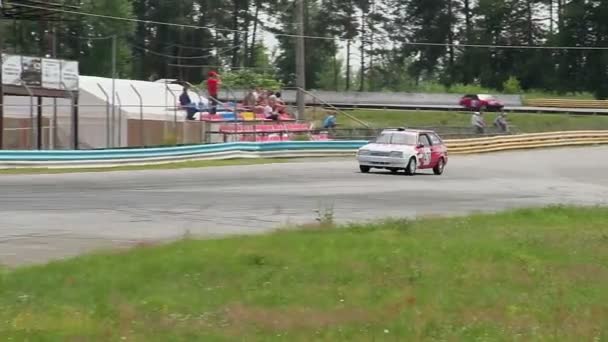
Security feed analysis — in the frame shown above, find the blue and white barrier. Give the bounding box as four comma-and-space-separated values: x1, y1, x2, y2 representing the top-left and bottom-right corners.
0, 141, 368, 168
2, 131, 607, 169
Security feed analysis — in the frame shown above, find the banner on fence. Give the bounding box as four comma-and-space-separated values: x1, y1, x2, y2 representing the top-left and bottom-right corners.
1, 53, 79, 91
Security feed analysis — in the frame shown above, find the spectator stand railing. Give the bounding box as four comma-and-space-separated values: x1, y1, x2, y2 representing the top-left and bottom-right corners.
208, 125, 517, 143
282, 87, 372, 128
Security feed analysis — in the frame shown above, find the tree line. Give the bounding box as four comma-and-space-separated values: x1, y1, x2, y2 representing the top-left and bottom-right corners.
1, 0, 607, 98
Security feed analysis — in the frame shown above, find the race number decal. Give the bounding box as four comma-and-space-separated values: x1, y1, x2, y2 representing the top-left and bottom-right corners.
419, 148, 431, 166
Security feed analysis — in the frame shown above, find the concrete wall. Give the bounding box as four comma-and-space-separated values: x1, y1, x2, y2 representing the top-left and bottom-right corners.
126, 119, 209, 148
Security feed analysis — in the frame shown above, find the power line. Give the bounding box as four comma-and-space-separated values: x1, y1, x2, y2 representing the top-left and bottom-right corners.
130, 43, 243, 60
10, 1, 608, 51
12, 2, 244, 34
74, 34, 116, 41
162, 43, 217, 52
167, 63, 275, 70
61, 31, 243, 60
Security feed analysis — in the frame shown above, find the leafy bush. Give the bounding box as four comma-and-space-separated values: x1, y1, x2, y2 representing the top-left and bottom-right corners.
503, 76, 522, 94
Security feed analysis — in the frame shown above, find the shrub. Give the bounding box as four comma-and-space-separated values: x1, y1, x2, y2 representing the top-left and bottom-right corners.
503, 76, 522, 94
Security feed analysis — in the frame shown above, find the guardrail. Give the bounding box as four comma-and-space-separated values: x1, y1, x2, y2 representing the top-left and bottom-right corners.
445, 130, 608, 154
526, 99, 608, 109
0, 131, 607, 168
0, 141, 366, 167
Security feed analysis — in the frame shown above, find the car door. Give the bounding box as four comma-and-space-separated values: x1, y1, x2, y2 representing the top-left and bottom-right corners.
461, 95, 476, 109
428, 133, 445, 167
417, 134, 432, 168
470, 95, 480, 110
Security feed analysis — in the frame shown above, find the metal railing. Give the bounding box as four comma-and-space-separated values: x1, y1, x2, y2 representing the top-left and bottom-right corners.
206, 125, 518, 144
281, 87, 372, 128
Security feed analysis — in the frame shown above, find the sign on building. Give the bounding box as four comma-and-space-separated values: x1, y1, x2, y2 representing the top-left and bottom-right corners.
1, 53, 79, 91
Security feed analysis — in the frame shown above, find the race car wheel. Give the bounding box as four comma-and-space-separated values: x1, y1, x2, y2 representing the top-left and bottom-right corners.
360, 165, 371, 173
404, 158, 417, 176
433, 158, 445, 175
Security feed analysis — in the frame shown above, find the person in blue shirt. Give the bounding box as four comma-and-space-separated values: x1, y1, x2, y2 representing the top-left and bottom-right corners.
323, 114, 337, 129
179, 86, 197, 120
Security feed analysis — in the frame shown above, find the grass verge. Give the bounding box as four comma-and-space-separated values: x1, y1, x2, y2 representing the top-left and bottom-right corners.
1, 206, 608, 340
310, 109, 608, 133
0, 158, 294, 175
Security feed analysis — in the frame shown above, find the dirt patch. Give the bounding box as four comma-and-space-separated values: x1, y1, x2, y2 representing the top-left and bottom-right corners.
458, 304, 541, 334
223, 293, 415, 331
549, 304, 608, 339
555, 263, 608, 282
458, 303, 608, 339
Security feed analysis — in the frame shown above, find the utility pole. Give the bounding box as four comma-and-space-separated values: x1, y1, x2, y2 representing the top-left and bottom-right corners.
111, 34, 116, 147
0, 0, 5, 149
51, 24, 58, 149
295, 0, 306, 121
0, 28, 4, 150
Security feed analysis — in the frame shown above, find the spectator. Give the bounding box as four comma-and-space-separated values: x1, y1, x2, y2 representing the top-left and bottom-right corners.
206, 71, 221, 115
257, 89, 268, 104
269, 94, 282, 109
323, 113, 337, 129
273, 92, 287, 113
494, 112, 509, 133
264, 102, 279, 121
243, 88, 257, 109
179, 86, 197, 120
471, 111, 485, 134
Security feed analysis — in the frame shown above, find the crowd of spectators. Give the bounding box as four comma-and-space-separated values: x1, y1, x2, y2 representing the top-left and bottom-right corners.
243, 87, 287, 121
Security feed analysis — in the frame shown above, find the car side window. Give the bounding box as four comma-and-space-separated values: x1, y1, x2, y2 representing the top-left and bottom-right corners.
429, 133, 442, 146
419, 134, 431, 147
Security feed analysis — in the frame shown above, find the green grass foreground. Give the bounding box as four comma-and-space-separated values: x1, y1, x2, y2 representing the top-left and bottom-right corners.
0, 158, 293, 175
1, 206, 608, 341
323, 109, 608, 133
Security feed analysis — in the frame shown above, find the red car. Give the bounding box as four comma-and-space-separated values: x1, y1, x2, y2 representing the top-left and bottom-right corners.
459, 94, 504, 111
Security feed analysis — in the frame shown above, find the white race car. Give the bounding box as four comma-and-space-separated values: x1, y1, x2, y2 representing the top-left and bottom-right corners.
356, 128, 448, 175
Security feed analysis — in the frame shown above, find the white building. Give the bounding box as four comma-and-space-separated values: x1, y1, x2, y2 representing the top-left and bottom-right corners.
3, 76, 210, 149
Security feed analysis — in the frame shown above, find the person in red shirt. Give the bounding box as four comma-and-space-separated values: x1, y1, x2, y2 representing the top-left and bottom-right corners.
206, 71, 221, 114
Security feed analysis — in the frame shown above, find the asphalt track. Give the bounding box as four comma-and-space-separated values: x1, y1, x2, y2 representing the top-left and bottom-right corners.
1, 146, 607, 267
